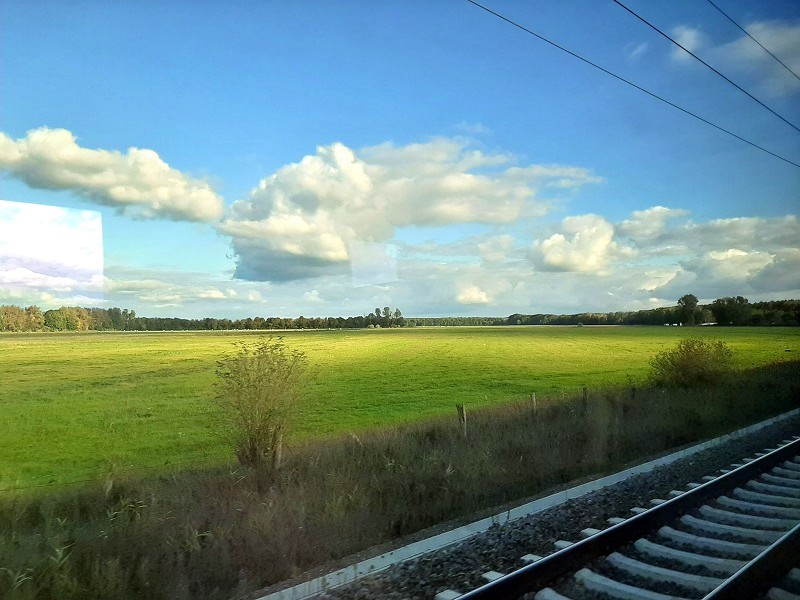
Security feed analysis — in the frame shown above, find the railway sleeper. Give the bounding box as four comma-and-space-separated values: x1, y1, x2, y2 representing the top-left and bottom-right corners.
698, 504, 797, 529
748, 480, 800, 497
773, 466, 800, 480
767, 587, 800, 600
657, 526, 765, 558
732, 487, 800, 508
680, 514, 784, 544
605, 551, 723, 594
573, 567, 692, 600
715, 495, 800, 519
633, 538, 746, 575
762, 473, 800, 488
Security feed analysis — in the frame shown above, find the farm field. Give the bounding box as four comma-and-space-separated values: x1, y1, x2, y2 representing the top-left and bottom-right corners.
2, 326, 798, 491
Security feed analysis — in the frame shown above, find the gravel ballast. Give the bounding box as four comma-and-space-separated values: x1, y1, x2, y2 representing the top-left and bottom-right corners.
303, 413, 800, 600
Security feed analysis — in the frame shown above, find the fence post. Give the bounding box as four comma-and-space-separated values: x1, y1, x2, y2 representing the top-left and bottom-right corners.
456, 403, 467, 438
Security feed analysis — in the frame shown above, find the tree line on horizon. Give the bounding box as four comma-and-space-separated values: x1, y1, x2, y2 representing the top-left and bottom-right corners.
0, 296, 798, 332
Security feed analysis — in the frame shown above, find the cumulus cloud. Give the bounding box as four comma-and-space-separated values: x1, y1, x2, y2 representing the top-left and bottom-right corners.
303, 289, 324, 304
218, 138, 602, 281
678, 249, 774, 292
747, 248, 800, 292
619, 209, 800, 300
669, 21, 800, 96
617, 206, 690, 242
456, 284, 489, 305
0, 128, 223, 221
531, 214, 635, 272
634, 214, 799, 257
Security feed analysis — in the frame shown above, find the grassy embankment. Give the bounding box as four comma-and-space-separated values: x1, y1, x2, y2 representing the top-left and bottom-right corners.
1, 327, 799, 599
2, 326, 798, 489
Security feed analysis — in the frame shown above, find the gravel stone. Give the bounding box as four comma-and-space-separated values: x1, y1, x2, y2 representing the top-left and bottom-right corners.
311, 415, 799, 600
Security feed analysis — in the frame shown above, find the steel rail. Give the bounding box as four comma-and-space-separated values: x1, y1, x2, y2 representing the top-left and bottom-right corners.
457, 436, 800, 599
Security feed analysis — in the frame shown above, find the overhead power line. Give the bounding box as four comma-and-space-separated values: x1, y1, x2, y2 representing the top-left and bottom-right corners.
705, 0, 800, 83
463, 0, 800, 170
611, 0, 800, 135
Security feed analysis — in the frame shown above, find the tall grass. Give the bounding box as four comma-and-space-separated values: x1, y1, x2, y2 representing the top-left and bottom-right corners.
1, 360, 798, 600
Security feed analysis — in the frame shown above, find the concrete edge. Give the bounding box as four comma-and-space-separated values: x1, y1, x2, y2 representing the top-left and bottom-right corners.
256, 407, 800, 600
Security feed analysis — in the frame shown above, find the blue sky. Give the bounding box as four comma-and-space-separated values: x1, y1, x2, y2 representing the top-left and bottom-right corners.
1, 0, 798, 317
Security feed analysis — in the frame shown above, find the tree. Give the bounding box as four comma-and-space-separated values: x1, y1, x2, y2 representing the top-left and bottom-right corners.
677, 294, 699, 325
711, 296, 751, 326
44, 308, 68, 331
649, 338, 733, 388
0, 305, 26, 331
215, 337, 310, 469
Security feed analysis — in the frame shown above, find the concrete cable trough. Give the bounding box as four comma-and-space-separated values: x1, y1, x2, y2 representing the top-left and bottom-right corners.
255, 409, 800, 600
446, 436, 800, 600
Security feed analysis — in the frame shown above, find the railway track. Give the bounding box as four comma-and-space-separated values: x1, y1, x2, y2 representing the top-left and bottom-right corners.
434, 435, 800, 600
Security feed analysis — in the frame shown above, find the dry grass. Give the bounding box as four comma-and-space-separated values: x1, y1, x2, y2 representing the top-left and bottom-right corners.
1, 360, 798, 599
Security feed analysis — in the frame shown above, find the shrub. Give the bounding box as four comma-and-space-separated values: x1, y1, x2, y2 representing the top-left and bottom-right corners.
216, 337, 310, 469
649, 338, 733, 388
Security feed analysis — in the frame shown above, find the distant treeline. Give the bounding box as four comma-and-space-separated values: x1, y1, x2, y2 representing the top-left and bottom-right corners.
505, 297, 800, 327
1, 297, 798, 332
0, 305, 407, 332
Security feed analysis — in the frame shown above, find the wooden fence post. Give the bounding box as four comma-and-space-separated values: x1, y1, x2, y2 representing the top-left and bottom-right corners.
456, 403, 467, 438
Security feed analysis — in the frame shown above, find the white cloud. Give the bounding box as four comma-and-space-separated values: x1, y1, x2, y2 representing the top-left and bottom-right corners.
638, 266, 681, 292
704, 248, 773, 277
714, 21, 800, 96
630, 213, 800, 300
532, 214, 634, 272
617, 206, 690, 241
626, 41, 649, 60
456, 284, 489, 305
634, 214, 799, 257
670, 26, 707, 62
0, 128, 224, 221
303, 289, 324, 303
196, 287, 226, 299
219, 138, 602, 281
478, 235, 515, 263
669, 21, 800, 96
747, 248, 800, 292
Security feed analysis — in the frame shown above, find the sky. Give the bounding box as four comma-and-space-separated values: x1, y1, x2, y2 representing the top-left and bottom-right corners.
1, 0, 799, 318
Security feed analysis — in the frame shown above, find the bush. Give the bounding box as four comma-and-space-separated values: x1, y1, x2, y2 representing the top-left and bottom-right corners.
649, 338, 733, 388
216, 337, 310, 469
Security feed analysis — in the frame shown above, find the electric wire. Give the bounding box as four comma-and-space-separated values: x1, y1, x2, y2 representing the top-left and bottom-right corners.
464, 0, 800, 170
611, 0, 800, 135
705, 0, 800, 83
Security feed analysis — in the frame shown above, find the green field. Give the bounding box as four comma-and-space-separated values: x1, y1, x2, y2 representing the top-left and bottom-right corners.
2, 326, 798, 490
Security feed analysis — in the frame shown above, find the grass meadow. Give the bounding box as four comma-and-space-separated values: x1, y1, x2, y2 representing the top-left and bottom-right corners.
1, 326, 800, 599
2, 326, 799, 490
